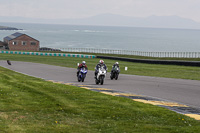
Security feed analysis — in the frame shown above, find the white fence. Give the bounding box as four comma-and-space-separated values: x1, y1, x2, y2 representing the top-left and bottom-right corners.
55, 48, 200, 58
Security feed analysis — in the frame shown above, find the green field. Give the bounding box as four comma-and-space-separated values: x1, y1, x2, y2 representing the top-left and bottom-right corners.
1, 65, 200, 132
1, 53, 200, 80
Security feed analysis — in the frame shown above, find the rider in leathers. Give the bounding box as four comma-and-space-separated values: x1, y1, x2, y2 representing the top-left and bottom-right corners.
94, 60, 107, 79
77, 61, 88, 77
111, 62, 120, 73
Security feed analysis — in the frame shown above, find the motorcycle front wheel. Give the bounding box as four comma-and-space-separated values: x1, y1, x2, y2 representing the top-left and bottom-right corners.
115, 73, 118, 80
82, 74, 85, 82
100, 76, 104, 85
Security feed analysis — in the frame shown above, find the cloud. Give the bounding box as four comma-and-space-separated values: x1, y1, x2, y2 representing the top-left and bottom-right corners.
0, 0, 200, 22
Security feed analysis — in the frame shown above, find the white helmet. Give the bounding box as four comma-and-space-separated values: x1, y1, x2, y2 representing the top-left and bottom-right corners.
99, 60, 104, 64
115, 62, 119, 65
82, 61, 86, 66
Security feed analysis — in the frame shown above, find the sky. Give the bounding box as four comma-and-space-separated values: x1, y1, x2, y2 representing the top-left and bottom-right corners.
0, 0, 200, 22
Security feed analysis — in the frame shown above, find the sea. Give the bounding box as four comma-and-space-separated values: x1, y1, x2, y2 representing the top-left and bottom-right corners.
0, 22, 200, 52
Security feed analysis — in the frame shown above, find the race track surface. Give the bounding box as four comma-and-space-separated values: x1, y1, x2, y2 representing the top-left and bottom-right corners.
1, 60, 200, 108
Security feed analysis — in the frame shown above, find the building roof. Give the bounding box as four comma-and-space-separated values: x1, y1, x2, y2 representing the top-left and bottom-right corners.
4, 32, 39, 42
4, 32, 24, 41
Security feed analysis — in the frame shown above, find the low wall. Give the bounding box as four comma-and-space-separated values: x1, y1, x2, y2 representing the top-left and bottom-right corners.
1, 51, 96, 59
97, 56, 200, 67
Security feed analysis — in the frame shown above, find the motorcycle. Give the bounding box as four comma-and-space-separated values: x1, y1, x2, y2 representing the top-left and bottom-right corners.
110, 66, 120, 80
7, 60, 11, 65
95, 67, 107, 85
77, 68, 88, 82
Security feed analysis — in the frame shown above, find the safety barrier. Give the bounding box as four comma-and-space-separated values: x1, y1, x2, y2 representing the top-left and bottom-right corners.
0, 51, 96, 59
57, 48, 200, 58
97, 56, 200, 67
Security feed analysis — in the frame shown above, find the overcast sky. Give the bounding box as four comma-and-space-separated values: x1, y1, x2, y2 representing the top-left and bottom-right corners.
0, 0, 200, 22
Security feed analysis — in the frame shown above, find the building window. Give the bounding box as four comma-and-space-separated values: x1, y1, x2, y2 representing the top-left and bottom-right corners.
31, 42, 36, 45
22, 41, 27, 45
12, 41, 18, 45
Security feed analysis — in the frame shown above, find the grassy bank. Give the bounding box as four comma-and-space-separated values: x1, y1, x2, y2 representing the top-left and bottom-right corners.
1, 53, 200, 80
0, 66, 200, 132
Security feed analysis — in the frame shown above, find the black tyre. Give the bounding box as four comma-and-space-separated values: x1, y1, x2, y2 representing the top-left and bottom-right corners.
110, 75, 113, 80
7, 60, 11, 65
82, 74, 85, 82
95, 79, 99, 84
115, 74, 118, 80
82, 78, 84, 82
100, 76, 104, 85
110, 73, 113, 80
78, 75, 81, 82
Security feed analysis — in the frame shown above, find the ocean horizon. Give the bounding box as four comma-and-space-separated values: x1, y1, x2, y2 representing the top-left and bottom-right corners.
1, 22, 200, 52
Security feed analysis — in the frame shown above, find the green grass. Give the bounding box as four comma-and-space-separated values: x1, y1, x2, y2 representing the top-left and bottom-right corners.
0, 66, 200, 133
1, 53, 200, 80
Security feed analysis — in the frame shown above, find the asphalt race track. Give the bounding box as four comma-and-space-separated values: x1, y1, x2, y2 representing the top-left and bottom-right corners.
1, 60, 200, 109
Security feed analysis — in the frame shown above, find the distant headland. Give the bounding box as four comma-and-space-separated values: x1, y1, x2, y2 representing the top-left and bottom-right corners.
0, 26, 22, 30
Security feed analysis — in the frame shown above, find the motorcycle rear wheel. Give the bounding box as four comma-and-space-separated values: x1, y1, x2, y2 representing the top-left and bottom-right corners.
95, 79, 99, 84
110, 73, 114, 80
110, 75, 113, 80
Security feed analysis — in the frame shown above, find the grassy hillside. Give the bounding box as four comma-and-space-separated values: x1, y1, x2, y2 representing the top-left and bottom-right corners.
0, 66, 200, 132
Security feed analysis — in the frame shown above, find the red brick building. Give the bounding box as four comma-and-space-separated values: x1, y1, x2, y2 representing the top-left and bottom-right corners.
0, 41, 7, 50
4, 32, 40, 51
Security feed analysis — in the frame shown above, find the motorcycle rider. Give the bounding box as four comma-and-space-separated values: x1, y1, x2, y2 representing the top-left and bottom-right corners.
94, 60, 107, 79
111, 62, 120, 73
77, 61, 88, 77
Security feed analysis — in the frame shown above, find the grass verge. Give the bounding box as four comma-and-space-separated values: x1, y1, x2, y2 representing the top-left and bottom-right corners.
0, 66, 200, 132
1, 53, 200, 80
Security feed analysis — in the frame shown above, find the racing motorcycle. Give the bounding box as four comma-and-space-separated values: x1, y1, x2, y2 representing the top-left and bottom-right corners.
77, 68, 88, 82
95, 66, 107, 85
110, 66, 120, 80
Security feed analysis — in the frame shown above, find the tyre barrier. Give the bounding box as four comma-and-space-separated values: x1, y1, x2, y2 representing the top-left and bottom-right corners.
97, 56, 200, 67
1, 51, 96, 59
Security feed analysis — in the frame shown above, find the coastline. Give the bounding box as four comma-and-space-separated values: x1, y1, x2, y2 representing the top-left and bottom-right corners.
1, 23, 200, 52
0, 26, 21, 30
